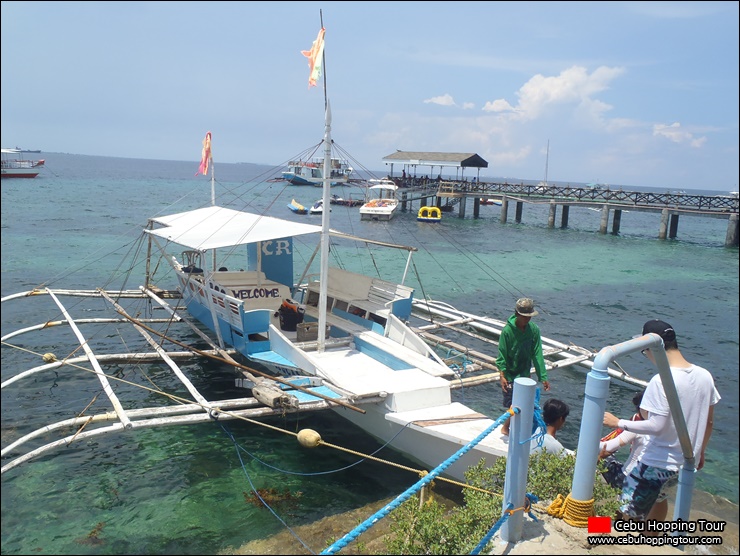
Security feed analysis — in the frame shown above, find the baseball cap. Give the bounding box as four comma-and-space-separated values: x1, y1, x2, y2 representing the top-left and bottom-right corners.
639, 319, 676, 343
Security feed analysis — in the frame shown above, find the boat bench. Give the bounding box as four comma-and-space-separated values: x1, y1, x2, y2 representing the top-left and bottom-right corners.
354, 330, 455, 378
303, 305, 371, 335
349, 280, 413, 316
305, 268, 412, 318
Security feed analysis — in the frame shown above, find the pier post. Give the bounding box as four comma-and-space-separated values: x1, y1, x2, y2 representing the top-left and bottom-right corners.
474, 197, 481, 219
500, 195, 508, 224
501, 377, 536, 544
548, 200, 556, 228
669, 213, 679, 239
560, 205, 570, 228
611, 209, 622, 235
458, 195, 466, 219
659, 208, 669, 239
515, 201, 523, 223
599, 204, 610, 234
726, 214, 739, 247
401, 191, 408, 213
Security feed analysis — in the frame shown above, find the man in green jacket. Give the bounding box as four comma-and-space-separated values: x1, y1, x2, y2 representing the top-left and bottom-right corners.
496, 298, 550, 436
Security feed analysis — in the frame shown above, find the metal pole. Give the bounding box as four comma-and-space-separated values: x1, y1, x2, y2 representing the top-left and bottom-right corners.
501, 377, 536, 543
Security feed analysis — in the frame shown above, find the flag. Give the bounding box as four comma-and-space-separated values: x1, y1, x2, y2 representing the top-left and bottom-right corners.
301, 27, 325, 88
196, 131, 212, 176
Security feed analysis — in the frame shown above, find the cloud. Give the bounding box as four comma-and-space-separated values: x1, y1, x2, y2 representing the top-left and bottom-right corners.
653, 122, 707, 148
482, 99, 515, 113
489, 65, 626, 122
423, 94, 456, 107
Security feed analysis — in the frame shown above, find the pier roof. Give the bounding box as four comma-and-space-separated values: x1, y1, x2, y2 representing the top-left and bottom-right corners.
382, 151, 488, 169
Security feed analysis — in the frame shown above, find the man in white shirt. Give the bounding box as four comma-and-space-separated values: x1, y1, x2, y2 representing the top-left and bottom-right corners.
603, 319, 720, 521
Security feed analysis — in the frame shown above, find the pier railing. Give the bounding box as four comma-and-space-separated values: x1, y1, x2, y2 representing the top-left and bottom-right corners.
437, 182, 738, 215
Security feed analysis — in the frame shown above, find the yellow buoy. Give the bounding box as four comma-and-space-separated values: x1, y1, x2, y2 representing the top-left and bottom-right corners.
297, 428, 322, 448
43, 353, 57, 363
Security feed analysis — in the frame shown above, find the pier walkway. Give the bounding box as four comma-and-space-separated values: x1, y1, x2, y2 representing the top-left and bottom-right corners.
396, 181, 739, 247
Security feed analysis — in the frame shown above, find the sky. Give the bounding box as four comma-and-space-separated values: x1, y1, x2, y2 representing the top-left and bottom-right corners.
1, 1, 738, 191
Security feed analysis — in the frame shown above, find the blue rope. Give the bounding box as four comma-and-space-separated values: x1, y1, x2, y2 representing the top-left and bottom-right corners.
320, 407, 519, 555
469, 493, 540, 554
470, 503, 513, 555
515, 388, 547, 448
221, 423, 316, 555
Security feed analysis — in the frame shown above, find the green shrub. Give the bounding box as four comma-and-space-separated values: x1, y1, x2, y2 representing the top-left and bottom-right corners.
381, 452, 621, 555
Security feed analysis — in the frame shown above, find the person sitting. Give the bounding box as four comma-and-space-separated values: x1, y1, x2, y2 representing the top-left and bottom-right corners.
531, 398, 574, 456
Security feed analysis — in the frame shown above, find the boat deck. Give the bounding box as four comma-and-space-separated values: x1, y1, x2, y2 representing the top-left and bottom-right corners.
386, 402, 509, 454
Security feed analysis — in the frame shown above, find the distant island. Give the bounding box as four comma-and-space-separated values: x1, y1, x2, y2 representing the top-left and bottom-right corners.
15, 147, 41, 153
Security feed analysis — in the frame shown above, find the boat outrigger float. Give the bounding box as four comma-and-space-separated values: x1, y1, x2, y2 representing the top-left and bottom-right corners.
1, 282, 646, 478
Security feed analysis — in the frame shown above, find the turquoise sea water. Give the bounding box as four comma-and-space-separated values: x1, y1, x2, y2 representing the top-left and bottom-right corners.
1, 153, 738, 554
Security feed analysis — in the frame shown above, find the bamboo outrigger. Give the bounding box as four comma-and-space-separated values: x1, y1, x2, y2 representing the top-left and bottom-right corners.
2, 286, 648, 476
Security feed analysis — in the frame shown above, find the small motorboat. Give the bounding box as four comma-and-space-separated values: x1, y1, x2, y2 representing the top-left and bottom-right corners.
288, 199, 308, 214
329, 194, 363, 207
417, 205, 442, 223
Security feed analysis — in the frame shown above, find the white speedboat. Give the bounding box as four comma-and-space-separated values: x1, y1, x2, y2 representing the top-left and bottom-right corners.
359, 179, 399, 221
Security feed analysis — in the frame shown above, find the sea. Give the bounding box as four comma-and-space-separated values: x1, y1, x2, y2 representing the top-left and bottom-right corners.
1, 152, 738, 555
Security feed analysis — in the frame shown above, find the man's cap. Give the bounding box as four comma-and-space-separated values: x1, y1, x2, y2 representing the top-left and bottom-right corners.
515, 298, 538, 317
640, 319, 676, 343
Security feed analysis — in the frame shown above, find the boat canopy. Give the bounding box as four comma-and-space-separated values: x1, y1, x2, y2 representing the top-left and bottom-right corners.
145, 205, 417, 252
368, 182, 398, 191
146, 206, 323, 251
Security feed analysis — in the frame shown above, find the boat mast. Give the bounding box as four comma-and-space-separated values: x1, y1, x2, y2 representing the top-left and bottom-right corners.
210, 140, 217, 271
318, 11, 330, 353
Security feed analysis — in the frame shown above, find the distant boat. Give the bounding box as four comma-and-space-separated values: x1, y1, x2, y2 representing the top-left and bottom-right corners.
329, 193, 363, 207
417, 206, 441, 222
479, 198, 502, 206
1, 148, 45, 179
287, 198, 308, 214
281, 157, 353, 186
359, 179, 399, 221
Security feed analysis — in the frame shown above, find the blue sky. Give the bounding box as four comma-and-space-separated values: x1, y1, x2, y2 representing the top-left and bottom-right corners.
2, 1, 738, 191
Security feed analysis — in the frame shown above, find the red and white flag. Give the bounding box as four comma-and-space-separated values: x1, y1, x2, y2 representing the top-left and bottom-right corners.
195, 131, 212, 176
301, 28, 325, 88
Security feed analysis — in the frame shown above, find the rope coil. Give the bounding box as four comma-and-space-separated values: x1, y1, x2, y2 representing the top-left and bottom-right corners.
546, 493, 594, 528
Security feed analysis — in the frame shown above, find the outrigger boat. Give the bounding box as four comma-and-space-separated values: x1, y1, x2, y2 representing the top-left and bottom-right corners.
281, 157, 353, 186
1, 27, 648, 484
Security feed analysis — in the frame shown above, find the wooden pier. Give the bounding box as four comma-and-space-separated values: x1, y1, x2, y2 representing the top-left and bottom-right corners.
396, 181, 739, 247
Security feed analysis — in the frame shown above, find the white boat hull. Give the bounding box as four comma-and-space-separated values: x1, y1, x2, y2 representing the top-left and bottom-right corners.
359, 202, 398, 221
334, 401, 506, 482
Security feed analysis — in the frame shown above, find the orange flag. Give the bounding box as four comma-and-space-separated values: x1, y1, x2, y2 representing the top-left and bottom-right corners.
301, 28, 325, 88
196, 131, 212, 176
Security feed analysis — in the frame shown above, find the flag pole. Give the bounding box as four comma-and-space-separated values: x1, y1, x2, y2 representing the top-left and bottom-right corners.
318, 10, 330, 352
